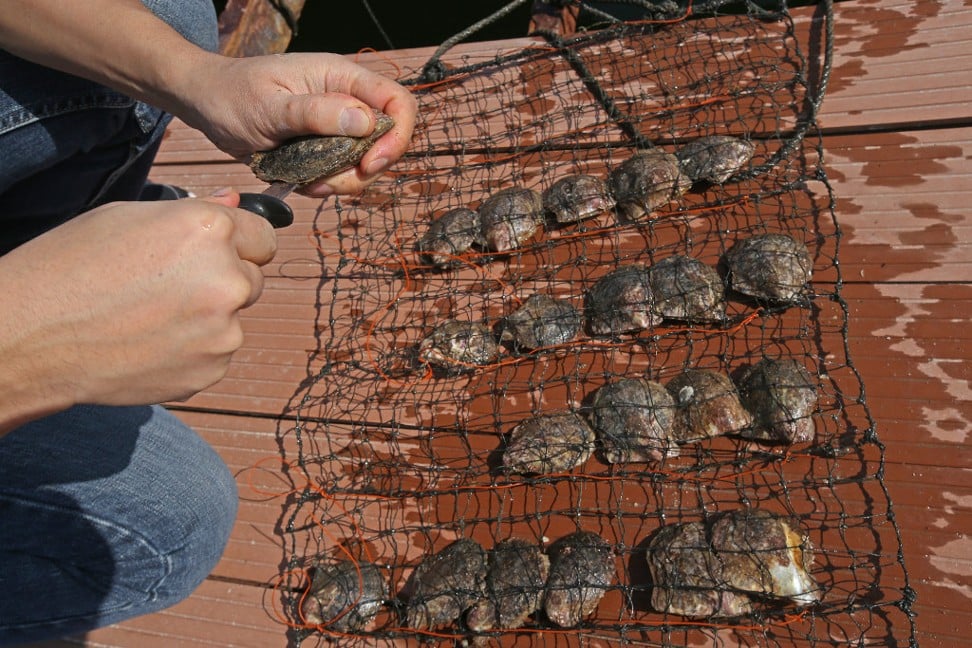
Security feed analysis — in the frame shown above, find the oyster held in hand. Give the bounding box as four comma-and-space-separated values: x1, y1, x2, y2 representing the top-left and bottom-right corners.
250, 110, 394, 184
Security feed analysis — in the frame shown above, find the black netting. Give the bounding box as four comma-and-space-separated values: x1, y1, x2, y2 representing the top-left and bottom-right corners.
261, 1, 916, 645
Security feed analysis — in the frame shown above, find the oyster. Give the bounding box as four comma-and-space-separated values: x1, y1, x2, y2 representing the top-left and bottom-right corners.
646, 510, 819, 619
300, 559, 386, 631
405, 538, 488, 630
584, 264, 659, 336
478, 187, 544, 252
417, 207, 482, 267
542, 174, 615, 223
466, 538, 550, 633
589, 377, 677, 463
250, 110, 394, 184
666, 370, 753, 443
608, 149, 692, 221
736, 358, 817, 443
497, 294, 582, 350
543, 531, 615, 627
648, 255, 726, 322
418, 320, 499, 374
676, 135, 755, 184
725, 234, 813, 302
503, 412, 595, 475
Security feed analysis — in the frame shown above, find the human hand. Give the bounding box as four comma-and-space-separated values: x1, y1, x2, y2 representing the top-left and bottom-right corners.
178, 52, 418, 196
0, 190, 277, 432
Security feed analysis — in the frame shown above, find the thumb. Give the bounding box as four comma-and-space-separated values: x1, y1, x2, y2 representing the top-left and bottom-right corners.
281, 92, 376, 139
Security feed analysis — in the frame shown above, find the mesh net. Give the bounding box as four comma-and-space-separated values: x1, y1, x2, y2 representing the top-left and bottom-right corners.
264, 1, 917, 645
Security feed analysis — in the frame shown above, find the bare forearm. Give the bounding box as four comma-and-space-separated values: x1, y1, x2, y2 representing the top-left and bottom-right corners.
0, 0, 216, 121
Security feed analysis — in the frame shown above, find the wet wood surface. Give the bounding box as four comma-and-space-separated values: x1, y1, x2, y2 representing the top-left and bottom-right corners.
31, 1, 970, 646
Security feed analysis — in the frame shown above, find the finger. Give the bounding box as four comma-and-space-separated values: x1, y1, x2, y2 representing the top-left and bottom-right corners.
237, 259, 266, 308
358, 90, 418, 177
200, 190, 279, 264
281, 92, 376, 139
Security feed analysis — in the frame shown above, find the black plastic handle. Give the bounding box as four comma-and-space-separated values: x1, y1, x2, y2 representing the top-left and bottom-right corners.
237, 193, 294, 229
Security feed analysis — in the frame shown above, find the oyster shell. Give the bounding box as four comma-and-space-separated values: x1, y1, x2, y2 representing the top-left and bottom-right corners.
404, 538, 488, 630
300, 559, 386, 631
418, 320, 499, 374
250, 110, 394, 184
646, 510, 819, 618
589, 377, 677, 463
665, 370, 753, 443
542, 174, 615, 223
503, 412, 595, 475
608, 150, 692, 221
478, 187, 544, 252
736, 358, 817, 443
584, 264, 659, 336
648, 255, 726, 322
543, 531, 615, 627
676, 135, 755, 184
725, 234, 813, 302
498, 294, 582, 350
417, 207, 482, 267
466, 538, 550, 633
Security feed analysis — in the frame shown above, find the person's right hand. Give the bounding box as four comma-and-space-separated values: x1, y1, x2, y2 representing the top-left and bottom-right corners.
0, 190, 276, 433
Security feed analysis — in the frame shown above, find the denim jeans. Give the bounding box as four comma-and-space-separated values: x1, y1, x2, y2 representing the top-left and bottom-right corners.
0, 1, 236, 644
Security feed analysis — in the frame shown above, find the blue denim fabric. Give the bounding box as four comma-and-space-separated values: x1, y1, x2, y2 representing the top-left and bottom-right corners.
0, 405, 238, 645
0, 0, 218, 254
0, 1, 233, 643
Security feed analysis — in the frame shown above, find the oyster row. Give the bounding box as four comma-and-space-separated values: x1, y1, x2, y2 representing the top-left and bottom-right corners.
299, 511, 819, 637
501, 359, 818, 475
300, 533, 615, 636
417, 235, 811, 374
418, 135, 756, 265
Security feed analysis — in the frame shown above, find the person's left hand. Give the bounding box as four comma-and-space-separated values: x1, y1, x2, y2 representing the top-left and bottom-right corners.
176, 52, 418, 196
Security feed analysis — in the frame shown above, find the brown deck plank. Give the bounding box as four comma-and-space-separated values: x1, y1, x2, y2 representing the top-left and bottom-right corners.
50, 0, 972, 646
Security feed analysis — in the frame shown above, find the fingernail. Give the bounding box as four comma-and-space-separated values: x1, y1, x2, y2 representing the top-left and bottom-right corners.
211, 187, 232, 197
339, 107, 371, 136
365, 157, 389, 176
316, 183, 335, 197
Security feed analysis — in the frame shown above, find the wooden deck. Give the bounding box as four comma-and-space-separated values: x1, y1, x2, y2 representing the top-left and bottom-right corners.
30, 1, 970, 646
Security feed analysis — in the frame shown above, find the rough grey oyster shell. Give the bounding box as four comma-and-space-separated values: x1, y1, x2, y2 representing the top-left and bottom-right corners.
589, 377, 677, 463
648, 255, 726, 322
725, 234, 813, 302
584, 264, 660, 336
736, 358, 817, 443
418, 320, 499, 374
466, 538, 550, 633
250, 110, 394, 184
676, 135, 756, 184
646, 509, 818, 619
608, 150, 692, 221
478, 187, 544, 252
503, 412, 596, 475
417, 207, 482, 267
300, 559, 386, 631
542, 174, 615, 223
665, 370, 753, 443
405, 538, 488, 629
498, 294, 582, 350
543, 531, 615, 627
